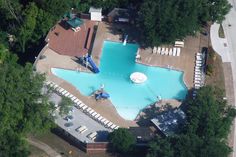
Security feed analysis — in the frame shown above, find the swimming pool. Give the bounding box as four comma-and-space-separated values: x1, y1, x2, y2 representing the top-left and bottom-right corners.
52, 41, 187, 120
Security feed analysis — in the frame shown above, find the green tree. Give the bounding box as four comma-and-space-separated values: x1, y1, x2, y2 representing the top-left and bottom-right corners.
58, 96, 73, 116
108, 128, 136, 153
147, 137, 174, 157
0, 52, 54, 156
17, 2, 38, 52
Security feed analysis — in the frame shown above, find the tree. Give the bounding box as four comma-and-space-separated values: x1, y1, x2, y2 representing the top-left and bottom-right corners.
58, 96, 73, 116
17, 2, 38, 52
137, 0, 231, 47
146, 86, 236, 157
108, 128, 136, 153
0, 52, 54, 156
147, 137, 174, 157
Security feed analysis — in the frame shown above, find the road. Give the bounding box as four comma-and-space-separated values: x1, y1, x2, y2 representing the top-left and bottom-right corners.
210, 0, 236, 156
223, 0, 236, 156
222, 0, 236, 156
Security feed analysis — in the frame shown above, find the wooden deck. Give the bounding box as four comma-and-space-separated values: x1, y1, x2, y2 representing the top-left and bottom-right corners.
47, 19, 96, 57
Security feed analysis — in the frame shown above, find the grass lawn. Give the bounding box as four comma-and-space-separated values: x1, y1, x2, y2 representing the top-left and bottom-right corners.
205, 50, 225, 91
218, 24, 225, 38
29, 145, 49, 157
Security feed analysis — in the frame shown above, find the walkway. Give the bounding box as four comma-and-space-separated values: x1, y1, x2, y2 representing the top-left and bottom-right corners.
27, 137, 61, 157
210, 0, 236, 156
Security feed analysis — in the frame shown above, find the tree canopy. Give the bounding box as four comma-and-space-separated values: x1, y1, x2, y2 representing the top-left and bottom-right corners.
58, 96, 73, 116
108, 128, 136, 153
146, 86, 236, 157
0, 51, 54, 156
137, 0, 231, 46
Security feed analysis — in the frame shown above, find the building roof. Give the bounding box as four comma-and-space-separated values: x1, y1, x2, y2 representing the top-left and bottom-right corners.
151, 109, 186, 136
46, 19, 96, 57
66, 17, 84, 28
50, 93, 110, 143
89, 7, 102, 13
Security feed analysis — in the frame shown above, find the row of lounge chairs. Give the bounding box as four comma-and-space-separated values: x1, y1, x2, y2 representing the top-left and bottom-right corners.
152, 47, 181, 56
193, 53, 204, 98
46, 81, 119, 130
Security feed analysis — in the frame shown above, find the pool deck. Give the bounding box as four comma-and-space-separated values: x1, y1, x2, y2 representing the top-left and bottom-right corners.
36, 21, 203, 127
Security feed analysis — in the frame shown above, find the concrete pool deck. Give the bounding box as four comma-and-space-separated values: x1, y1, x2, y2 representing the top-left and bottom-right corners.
36, 21, 202, 127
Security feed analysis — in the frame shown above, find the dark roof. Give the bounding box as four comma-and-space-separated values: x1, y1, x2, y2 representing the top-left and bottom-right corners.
66, 17, 84, 28
129, 127, 155, 142
151, 109, 186, 136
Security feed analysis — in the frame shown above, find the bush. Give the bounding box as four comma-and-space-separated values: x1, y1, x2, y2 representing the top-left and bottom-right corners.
108, 128, 136, 154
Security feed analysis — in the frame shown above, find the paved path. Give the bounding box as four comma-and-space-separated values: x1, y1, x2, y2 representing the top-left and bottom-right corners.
210, 0, 236, 156
27, 138, 61, 157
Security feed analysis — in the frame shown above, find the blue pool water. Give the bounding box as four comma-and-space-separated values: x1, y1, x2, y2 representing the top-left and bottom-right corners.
52, 41, 187, 120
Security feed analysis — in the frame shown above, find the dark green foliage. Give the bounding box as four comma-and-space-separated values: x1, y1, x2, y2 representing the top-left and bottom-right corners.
58, 96, 73, 116
0, 52, 54, 156
137, 0, 231, 46
147, 137, 174, 157
108, 128, 136, 153
147, 86, 236, 157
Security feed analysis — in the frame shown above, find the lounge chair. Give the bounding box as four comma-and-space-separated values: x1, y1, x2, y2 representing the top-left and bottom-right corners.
86, 107, 92, 113
168, 48, 173, 56
196, 60, 202, 64
107, 122, 113, 127
176, 48, 181, 56
157, 47, 161, 54
87, 132, 97, 140
110, 124, 117, 129
100, 118, 106, 123
76, 126, 88, 134
68, 94, 74, 98
89, 109, 94, 115
165, 48, 169, 55
64, 92, 70, 97
94, 114, 100, 119
73, 99, 79, 103
152, 47, 157, 54
91, 112, 97, 117
196, 63, 202, 67
173, 48, 177, 56
81, 105, 87, 110
195, 72, 201, 75
97, 116, 103, 121
161, 48, 165, 55
103, 120, 109, 125
61, 90, 67, 95
195, 77, 201, 81
114, 126, 119, 129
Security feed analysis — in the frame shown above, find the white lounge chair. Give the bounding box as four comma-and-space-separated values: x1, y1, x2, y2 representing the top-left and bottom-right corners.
81, 105, 87, 110
195, 77, 201, 81
161, 48, 165, 55
68, 94, 73, 98
87, 132, 97, 140
107, 122, 113, 127
157, 47, 161, 54
114, 126, 119, 129
103, 120, 109, 125
97, 116, 103, 121
153, 47, 157, 54
73, 99, 80, 103
165, 48, 169, 55
100, 118, 106, 123
176, 48, 181, 56
110, 124, 117, 129
94, 114, 100, 119
173, 48, 177, 56
91, 112, 97, 117
195, 72, 201, 75
168, 48, 173, 56
196, 63, 202, 67
58, 88, 65, 93
64, 92, 70, 97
